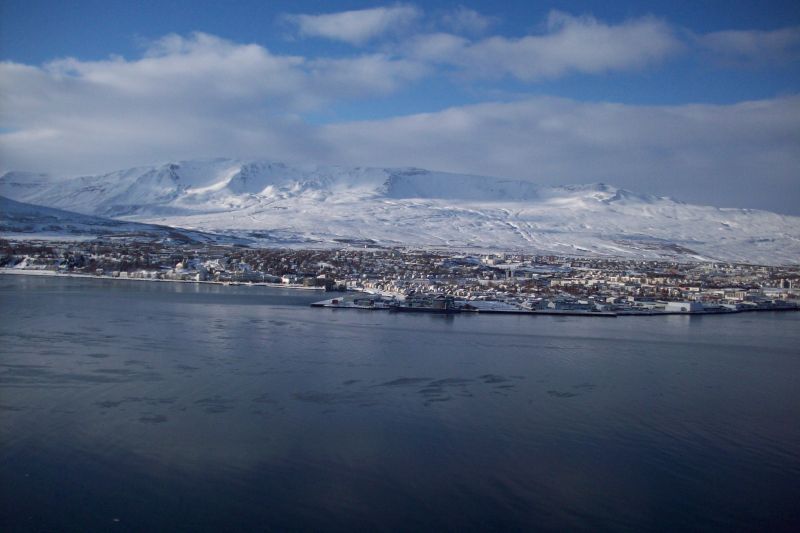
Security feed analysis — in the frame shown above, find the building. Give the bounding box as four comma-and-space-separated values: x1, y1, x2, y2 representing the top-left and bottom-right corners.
665, 301, 704, 313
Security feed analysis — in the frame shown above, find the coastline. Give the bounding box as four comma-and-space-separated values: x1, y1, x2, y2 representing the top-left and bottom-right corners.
310, 297, 799, 318
0, 268, 327, 291
3, 268, 795, 317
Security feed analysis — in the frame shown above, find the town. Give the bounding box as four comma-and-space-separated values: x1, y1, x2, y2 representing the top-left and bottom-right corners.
1, 238, 798, 316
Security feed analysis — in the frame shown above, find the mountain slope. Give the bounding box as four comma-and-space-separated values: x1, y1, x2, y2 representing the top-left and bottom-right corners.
0, 160, 551, 216
0, 195, 248, 244
2, 159, 799, 264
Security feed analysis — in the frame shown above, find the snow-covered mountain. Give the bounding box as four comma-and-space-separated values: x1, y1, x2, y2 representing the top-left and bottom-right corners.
2, 158, 799, 264
0, 159, 547, 215
0, 195, 246, 244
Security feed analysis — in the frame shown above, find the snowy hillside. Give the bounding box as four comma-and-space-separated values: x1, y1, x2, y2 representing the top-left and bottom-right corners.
2, 159, 799, 264
0, 159, 546, 216
0, 195, 246, 244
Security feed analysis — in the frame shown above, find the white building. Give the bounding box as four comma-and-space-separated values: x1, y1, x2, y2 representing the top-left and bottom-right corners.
665, 301, 704, 313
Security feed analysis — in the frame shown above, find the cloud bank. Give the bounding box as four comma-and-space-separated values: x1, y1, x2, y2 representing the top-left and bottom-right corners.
321, 96, 800, 215
406, 11, 682, 80
698, 25, 800, 66
1, 7, 799, 214
283, 5, 421, 45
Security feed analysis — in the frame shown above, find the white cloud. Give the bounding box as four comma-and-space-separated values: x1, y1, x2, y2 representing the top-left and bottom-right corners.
0, 32, 426, 175
308, 54, 428, 96
284, 5, 421, 45
1, 29, 798, 214
699, 25, 800, 66
405, 33, 469, 61
320, 96, 800, 214
404, 10, 683, 80
440, 6, 495, 35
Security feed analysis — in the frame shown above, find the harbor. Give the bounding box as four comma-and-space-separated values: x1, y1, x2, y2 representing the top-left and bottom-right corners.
310, 293, 798, 317
4, 240, 798, 318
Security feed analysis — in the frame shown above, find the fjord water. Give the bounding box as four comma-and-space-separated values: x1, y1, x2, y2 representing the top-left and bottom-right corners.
1, 276, 799, 531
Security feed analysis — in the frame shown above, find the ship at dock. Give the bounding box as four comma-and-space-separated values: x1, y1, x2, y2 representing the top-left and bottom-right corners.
391, 294, 461, 314
311, 292, 461, 313
310, 294, 396, 309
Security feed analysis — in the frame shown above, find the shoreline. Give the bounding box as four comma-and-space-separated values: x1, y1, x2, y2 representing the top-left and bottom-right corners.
3, 268, 796, 317
0, 268, 327, 291
310, 298, 799, 318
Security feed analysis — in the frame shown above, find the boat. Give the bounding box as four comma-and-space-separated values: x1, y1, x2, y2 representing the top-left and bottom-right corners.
391, 294, 461, 314
310, 294, 395, 309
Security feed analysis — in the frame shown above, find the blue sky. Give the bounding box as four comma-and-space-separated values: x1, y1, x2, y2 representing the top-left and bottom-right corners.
1, 1, 799, 212
3, 0, 798, 112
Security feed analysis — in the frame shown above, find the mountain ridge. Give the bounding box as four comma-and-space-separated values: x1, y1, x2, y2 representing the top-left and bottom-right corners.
2, 159, 799, 264
0, 159, 667, 215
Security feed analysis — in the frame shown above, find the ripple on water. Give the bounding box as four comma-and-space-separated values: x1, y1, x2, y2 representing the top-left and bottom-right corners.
547, 390, 579, 398
479, 374, 509, 384
293, 390, 376, 406
194, 395, 235, 414
138, 414, 168, 424
378, 377, 432, 387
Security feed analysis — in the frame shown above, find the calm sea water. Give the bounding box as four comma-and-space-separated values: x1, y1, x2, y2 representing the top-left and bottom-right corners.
1, 275, 799, 532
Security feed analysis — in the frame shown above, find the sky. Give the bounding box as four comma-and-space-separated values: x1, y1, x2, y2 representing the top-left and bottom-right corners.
1, 0, 799, 214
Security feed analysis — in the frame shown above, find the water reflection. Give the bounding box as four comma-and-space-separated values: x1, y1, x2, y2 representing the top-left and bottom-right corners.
1, 275, 799, 531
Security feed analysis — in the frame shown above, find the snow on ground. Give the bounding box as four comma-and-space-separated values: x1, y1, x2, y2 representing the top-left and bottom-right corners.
2, 159, 799, 264
0, 195, 247, 245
